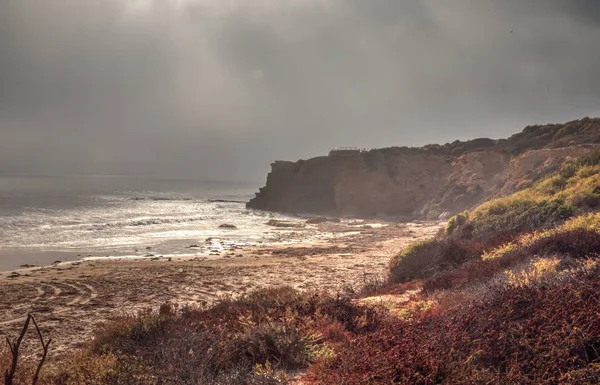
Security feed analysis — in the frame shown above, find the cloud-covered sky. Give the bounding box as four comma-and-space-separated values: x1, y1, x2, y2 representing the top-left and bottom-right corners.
1, 0, 599, 181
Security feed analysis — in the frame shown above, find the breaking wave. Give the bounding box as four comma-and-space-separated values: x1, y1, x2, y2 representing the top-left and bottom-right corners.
0, 187, 294, 253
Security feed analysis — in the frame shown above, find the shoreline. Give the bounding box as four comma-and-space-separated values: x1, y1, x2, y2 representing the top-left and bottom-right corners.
0, 218, 394, 273
0, 220, 442, 357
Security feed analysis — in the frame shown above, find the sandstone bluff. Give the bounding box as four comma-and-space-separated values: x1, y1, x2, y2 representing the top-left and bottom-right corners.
247, 117, 600, 218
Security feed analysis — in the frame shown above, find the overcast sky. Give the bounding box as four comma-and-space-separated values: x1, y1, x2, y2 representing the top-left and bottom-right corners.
1, 0, 599, 182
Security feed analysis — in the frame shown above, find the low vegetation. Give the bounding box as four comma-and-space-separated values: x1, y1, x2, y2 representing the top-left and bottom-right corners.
4, 151, 600, 384
310, 265, 600, 384
389, 151, 600, 284
2, 289, 382, 384
452, 153, 600, 239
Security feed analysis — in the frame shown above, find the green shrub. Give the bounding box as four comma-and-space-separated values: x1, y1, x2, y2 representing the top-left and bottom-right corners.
534, 174, 567, 195
446, 211, 469, 235
388, 238, 486, 284
391, 154, 600, 288
388, 239, 443, 283
577, 165, 599, 179
579, 149, 600, 167
450, 160, 599, 238
464, 197, 574, 238
559, 162, 579, 179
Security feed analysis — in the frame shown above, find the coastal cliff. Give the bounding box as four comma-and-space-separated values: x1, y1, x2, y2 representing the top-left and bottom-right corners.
248, 117, 600, 218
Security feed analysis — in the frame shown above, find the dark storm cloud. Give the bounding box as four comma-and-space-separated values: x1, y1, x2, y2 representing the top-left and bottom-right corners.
1, 0, 599, 181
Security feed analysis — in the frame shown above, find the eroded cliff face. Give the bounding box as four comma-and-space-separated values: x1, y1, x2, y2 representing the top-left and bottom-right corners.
248, 118, 600, 218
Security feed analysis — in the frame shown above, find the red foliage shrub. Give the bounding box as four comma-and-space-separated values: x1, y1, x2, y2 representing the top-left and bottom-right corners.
67, 287, 385, 384
424, 228, 600, 292
527, 228, 600, 258
308, 267, 600, 384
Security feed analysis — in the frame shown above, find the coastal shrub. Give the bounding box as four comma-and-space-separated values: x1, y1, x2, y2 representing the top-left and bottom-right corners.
579, 149, 600, 167
388, 238, 486, 284
90, 310, 173, 356
443, 151, 600, 239
566, 175, 600, 209
559, 161, 579, 179
47, 287, 384, 384
309, 266, 600, 384
578, 165, 599, 179
424, 214, 600, 292
451, 167, 599, 239
388, 239, 442, 283
445, 211, 468, 235
49, 352, 145, 385
464, 195, 575, 238
505, 257, 562, 288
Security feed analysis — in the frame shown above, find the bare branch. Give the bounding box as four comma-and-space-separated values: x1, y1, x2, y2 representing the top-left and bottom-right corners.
5, 337, 14, 355
4, 314, 32, 385
30, 315, 52, 385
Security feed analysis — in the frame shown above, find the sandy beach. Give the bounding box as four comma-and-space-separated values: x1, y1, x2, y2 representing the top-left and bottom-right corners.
0, 220, 441, 357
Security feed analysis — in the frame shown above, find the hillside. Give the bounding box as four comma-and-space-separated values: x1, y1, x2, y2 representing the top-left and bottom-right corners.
248, 117, 600, 218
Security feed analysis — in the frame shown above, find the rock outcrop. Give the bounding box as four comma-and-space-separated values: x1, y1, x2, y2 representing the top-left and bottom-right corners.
248, 117, 600, 218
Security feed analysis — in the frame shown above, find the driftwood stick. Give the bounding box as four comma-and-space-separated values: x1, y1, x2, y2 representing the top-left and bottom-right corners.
30, 315, 51, 385
4, 314, 32, 385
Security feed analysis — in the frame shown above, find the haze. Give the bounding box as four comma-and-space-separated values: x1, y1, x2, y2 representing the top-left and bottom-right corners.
1, 0, 599, 182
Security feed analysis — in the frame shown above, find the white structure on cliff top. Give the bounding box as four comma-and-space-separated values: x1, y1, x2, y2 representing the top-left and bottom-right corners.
329, 147, 364, 156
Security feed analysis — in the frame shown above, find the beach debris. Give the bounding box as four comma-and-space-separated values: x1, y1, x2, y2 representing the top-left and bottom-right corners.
266, 219, 304, 228
19, 264, 38, 268
52, 260, 62, 264
186, 244, 200, 248
306, 216, 341, 224
7, 272, 21, 279
219, 223, 238, 229
306, 216, 328, 224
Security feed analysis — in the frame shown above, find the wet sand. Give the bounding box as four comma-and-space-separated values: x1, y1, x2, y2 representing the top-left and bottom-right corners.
0, 220, 442, 357
0, 249, 81, 272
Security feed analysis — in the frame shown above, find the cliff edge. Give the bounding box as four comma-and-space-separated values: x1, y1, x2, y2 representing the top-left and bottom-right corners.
248, 117, 600, 218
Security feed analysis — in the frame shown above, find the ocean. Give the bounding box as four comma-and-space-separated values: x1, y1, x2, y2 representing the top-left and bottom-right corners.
0, 175, 300, 271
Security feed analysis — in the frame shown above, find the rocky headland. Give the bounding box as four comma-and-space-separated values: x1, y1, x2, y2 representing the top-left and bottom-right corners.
248, 117, 600, 218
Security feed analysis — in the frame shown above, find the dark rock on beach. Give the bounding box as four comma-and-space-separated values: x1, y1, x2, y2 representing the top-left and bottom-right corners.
266, 219, 305, 228
306, 217, 341, 224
